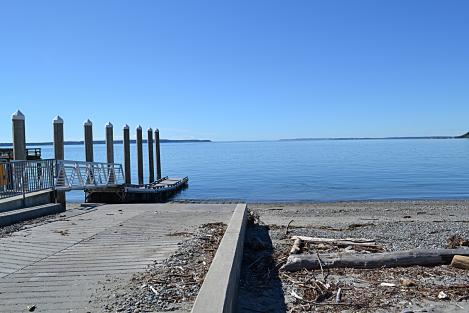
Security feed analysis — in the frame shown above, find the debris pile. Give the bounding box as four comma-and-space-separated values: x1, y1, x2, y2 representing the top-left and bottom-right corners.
447, 234, 469, 249
280, 265, 469, 312
278, 232, 469, 312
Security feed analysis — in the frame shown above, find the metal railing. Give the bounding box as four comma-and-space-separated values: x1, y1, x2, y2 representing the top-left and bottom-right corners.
0, 159, 125, 200
55, 160, 125, 191
0, 159, 55, 200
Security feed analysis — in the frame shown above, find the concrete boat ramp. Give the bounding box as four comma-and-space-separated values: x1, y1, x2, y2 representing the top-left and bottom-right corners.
0, 203, 237, 312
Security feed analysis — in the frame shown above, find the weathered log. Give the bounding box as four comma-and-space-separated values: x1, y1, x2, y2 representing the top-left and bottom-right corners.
282, 248, 469, 272
451, 255, 469, 270
291, 236, 378, 247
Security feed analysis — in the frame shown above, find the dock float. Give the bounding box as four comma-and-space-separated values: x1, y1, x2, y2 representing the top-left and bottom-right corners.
85, 176, 189, 203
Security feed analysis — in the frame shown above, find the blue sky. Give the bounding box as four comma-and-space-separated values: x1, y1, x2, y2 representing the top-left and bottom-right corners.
0, 0, 468, 142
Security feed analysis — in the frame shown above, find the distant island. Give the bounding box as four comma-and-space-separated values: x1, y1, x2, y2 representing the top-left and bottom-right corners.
455, 132, 469, 139
0, 139, 211, 147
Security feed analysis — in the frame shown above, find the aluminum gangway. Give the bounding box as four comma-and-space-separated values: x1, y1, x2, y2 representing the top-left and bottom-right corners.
55, 160, 125, 191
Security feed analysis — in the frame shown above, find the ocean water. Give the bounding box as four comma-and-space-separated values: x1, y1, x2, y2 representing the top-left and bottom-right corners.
37, 139, 469, 202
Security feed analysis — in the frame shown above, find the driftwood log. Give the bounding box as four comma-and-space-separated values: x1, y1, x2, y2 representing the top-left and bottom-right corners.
282, 248, 469, 272
291, 236, 379, 247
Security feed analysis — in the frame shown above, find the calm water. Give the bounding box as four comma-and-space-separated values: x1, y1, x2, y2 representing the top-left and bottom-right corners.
37, 139, 469, 202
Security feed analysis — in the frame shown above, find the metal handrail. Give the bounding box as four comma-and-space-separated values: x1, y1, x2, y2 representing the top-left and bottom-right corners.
0, 159, 55, 200
0, 159, 125, 199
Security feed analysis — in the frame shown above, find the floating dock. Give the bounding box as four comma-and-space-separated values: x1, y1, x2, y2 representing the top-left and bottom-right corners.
85, 176, 189, 203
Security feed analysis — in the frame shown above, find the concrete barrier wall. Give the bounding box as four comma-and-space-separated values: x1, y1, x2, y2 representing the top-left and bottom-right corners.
191, 203, 248, 313
0, 203, 64, 227
0, 190, 54, 213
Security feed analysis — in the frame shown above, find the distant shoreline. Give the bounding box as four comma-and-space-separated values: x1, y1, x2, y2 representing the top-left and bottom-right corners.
2, 135, 469, 147
280, 131, 469, 141
279, 136, 457, 141
0, 139, 211, 147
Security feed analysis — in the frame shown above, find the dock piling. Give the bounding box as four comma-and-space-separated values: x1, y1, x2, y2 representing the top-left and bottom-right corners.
105, 122, 114, 164
12, 110, 26, 160
136, 125, 144, 185
84, 119, 93, 162
53, 116, 66, 208
105, 122, 115, 184
148, 128, 154, 183
123, 124, 131, 184
155, 129, 162, 180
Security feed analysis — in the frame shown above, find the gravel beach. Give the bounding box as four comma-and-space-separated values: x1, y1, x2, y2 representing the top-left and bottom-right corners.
251, 200, 469, 251
238, 200, 469, 313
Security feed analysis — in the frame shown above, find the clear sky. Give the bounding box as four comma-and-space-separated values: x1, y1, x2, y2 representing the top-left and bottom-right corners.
0, 0, 468, 142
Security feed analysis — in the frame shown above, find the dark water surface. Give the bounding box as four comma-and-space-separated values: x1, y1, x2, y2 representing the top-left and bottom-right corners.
38, 139, 469, 202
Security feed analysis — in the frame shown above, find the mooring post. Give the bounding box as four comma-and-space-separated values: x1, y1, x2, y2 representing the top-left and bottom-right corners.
12, 110, 26, 206
84, 119, 94, 162
105, 122, 114, 163
136, 125, 144, 185
123, 124, 131, 184
105, 122, 114, 184
147, 128, 154, 183
12, 110, 26, 160
155, 129, 162, 180
53, 115, 66, 208
155, 128, 161, 180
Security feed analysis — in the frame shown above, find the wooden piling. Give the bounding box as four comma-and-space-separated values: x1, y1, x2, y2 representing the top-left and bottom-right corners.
53, 116, 66, 208
147, 128, 154, 183
84, 119, 93, 162
136, 125, 144, 185
123, 124, 131, 184
12, 110, 26, 160
105, 122, 115, 184
155, 129, 161, 180
105, 122, 114, 164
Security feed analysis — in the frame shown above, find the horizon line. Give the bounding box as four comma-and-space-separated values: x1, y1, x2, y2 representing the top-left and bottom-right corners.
1, 134, 467, 147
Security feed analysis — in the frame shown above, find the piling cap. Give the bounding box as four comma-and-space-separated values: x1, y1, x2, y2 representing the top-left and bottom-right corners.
148, 127, 153, 132
106, 122, 113, 128
155, 128, 159, 133
12, 110, 25, 120
53, 115, 64, 124
123, 124, 129, 130
84, 119, 92, 126
136, 125, 142, 131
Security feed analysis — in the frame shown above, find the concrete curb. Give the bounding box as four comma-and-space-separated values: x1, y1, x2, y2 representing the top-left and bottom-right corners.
0, 203, 65, 227
191, 203, 248, 313
0, 189, 55, 213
